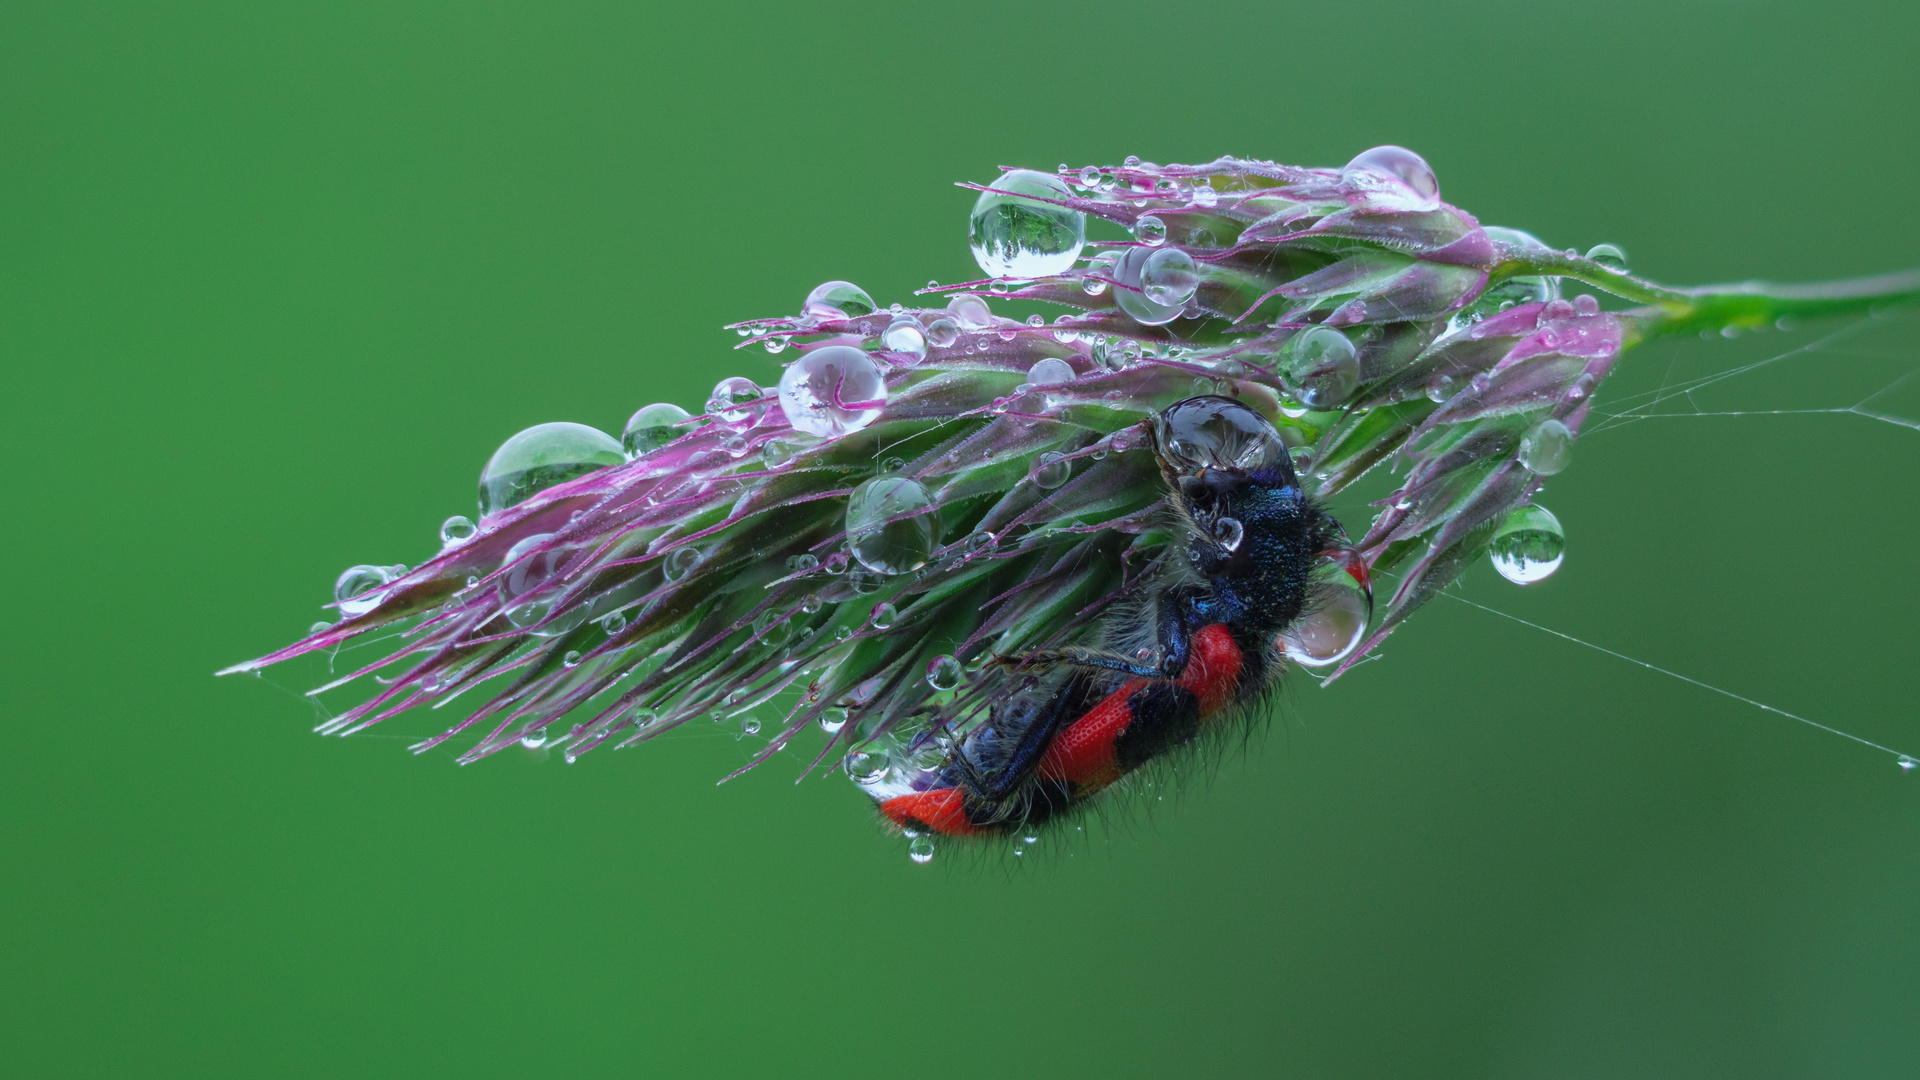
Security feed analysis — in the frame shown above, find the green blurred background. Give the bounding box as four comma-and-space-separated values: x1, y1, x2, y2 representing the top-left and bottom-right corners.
4, 1, 1918, 1076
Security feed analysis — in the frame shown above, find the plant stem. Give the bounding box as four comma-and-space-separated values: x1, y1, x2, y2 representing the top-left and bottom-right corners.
1501, 249, 1920, 338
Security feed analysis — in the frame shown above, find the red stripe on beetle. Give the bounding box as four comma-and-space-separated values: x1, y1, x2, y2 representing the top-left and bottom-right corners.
1176, 623, 1243, 714
1038, 678, 1146, 786
880, 788, 978, 836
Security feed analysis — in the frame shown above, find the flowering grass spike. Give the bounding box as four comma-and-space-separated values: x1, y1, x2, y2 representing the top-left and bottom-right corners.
224, 147, 1920, 855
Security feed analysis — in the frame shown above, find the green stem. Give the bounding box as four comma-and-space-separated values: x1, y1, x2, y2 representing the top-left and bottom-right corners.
1501, 249, 1920, 339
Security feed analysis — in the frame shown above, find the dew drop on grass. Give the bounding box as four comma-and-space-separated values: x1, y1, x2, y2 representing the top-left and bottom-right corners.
802, 280, 876, 319
1031, 452, 1071, 489
882, 318, 928, 364
334, 565, 392, 617
968, 170, 1086, 278
1284, 326, 1360, 408
1026, 357, 1075, 387
663, 545, 701, 582
439, 515, 477, 545
926, 654, 962, 690
908, 836, 936, 864
520, 725, 549, 749
1341, 145, 1440, 212
478, 422, 625, 516
706, 377, 764, 424
1585, 243, 1629, 271
777, 346, 887, 438
1490, 505, 1565, 585
946, 294, 993, 330
1518, 418, 1573, 475
925, 318, 960, 348
1141, 247, 1199, 307
1111, 248, 1184, 326
622, 402, 692, 456
846, 476, 940, 575
870, 603, 897, 629
1132, 215, 1167, 245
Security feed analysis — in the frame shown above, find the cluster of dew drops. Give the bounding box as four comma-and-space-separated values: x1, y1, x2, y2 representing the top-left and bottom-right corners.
315, 150, 1601, 861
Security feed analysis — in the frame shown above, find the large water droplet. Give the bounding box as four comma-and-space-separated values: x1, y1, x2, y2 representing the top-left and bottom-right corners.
1112, 248, 1184, 326
1031, 451, 1071, 489
1284, 326, 1360, 408
777, 346, 887, 438
706, 377, 764, 424
663, 545, 701, 581
802, 280, 876, 320
1154, 396, 1292, 475
925, 318, 960, 348
334, 564, 393, 617
882, 318, 928, 365
499, 533, 588, 636
926, 654, 962, 691
1584, 243, 1628, 271
439, 515, 477, 546
1141, 247, 1199, 307
1517, 418, 1573, 475
478, 422, 625, 516
869, 602, 897, 629
947, 294, 993, 330
1341, 145, 1440, 212
908, 835, 936, 864
968, 170, 1086, 278
1281, 549, 1371, 667
1132, 215, 1168, 246
846, 476, 940, 575
622, 402, 691, 457
1490, 505, 1565, 585
1026, 357, 1075, 387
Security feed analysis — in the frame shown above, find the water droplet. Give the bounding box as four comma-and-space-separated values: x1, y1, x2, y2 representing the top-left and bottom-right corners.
846, 476, 941, 575
1281, 549, 1371, 667
562, 650, 582, 667
908, 836, 936, 864
969, 169, 1086, 278
800, 593, 824, 614
741, 715, 762, 735
947, 294, 993, 330
600, 609, 629, 636
1584, 243, 1628, 271
925, 318, 960, 348
926, 654, 962, 690
1425, 374, 1456, 403
1490, 505, 1565, 585
820, 708, 849, 735
760, 433, 813, 468
1026, 357, 1075, 387
307, 620, 332, 636
478, 422, 625, 516
1573, 294, 1600, 317
498, 534, 588, 636
1285, 326, 1360, 408
706, 377, 765, 426
1154, 397, 1292, 474
1212, 516, 1245, 552
1899, 755, 1916, 773
1341, 145, 1440, 212
802, 280, 876, 320
1142, 247, 1199, 306
622, 402, 692, 456
882, 317, 928, 364
1111, 248, 1184, 326
777, 346, 887, 438
785, 554, 819, 574
519, 725, 549, 749
881, 456, 907, 474
1031, 451, 1071, 489
333, 564, 393, 617
1132, 215, 1167, 245
754, 609, 791, 646
663, 545, 701, 581
1517, 418, 1573, 475
439, 515, 477, 545
868, 602, 898, 630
